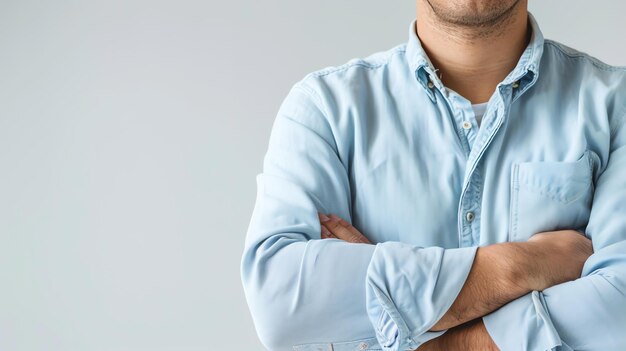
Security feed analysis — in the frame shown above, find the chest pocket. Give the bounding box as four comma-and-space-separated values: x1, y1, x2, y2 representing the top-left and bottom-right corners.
509, 151, 595, 242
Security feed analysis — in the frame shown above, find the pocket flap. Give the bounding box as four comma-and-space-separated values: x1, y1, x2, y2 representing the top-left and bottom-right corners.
517, 151, 593, 204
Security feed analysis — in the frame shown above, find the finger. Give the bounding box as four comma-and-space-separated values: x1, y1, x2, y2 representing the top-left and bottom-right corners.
322, 214, 358, 242
318, 212, 331, 224
329, 214, 371, 244
319, 212, 371, 244
327, 214, 371, 244
320, 224, 337, 239
318, 212, 338, 239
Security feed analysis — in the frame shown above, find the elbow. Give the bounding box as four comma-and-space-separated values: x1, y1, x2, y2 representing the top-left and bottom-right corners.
240, 250, 285, 350
254, 324, 293, 351
242, 293, 292, 351
240, 237, 305, 351
583, 248, 626, 296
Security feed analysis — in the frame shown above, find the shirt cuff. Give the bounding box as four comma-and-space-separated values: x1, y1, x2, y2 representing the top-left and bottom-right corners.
483, 291, 570, 351
365, 242, 478, 351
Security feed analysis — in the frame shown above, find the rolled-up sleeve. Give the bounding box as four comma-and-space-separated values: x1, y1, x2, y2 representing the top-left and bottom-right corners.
366, 242, 476, 350
240, 79, 477, 351
483, 110, 626, 351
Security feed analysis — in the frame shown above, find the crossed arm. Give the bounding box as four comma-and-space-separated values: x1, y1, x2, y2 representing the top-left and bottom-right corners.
241, 82, 626, 351
319, 213, 593, 350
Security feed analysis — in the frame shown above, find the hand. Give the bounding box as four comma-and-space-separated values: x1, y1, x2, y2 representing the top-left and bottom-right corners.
317, 212, 372, 244
524, 229, 593, 291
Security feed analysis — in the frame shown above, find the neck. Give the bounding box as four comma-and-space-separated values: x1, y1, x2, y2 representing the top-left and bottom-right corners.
416, 0, 530, 103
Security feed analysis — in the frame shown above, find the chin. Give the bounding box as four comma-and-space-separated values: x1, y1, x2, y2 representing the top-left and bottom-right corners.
425, 0, 522, 26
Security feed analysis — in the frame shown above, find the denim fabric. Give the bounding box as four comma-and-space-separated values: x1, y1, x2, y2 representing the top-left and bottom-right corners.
240, 11, 626, 351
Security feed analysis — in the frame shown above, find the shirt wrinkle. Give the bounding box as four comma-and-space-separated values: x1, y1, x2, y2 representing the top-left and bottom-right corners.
241, 10, 626, 351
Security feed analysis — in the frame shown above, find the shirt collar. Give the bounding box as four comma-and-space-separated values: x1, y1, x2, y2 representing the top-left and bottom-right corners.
405, 11, 545, 92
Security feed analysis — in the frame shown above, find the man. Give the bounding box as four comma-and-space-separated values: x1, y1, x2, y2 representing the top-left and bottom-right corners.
240, 0, 626, 350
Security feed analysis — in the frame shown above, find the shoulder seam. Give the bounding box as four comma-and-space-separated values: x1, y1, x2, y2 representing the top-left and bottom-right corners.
292, 80, 331, 119
544, 40, 626, 72
302, 45, 407, 79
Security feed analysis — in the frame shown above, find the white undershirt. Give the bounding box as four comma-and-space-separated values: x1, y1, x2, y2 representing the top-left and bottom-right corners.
472, 102, 489, 127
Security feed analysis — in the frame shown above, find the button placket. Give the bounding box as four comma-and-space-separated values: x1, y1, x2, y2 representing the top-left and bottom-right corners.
445, 92, 477, 155
436, 86, 472, 156
460, 177, 481, 246
458, 101, 502, 247
462, 109, 478, 151
461, 182, 475, 246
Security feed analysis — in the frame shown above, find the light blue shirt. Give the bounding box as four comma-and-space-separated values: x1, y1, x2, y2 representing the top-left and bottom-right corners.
240, 12, 626, 351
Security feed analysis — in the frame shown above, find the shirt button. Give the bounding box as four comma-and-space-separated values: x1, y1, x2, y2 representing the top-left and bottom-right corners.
512, 80, 520, 89
466, 211, 475, 222
462, 121, 471, 130
427, 80, 434, 89
358, 342, 369, 350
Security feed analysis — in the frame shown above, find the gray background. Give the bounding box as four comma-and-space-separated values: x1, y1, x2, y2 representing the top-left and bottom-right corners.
0, 0, 623, 350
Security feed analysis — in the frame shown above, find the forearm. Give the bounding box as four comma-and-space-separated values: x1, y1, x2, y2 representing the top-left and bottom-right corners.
430, 242, 533, 331
431, 228, 592, 332
419, 319, 499, 351
319, 215, 591, 348
483, 240, 626, 351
